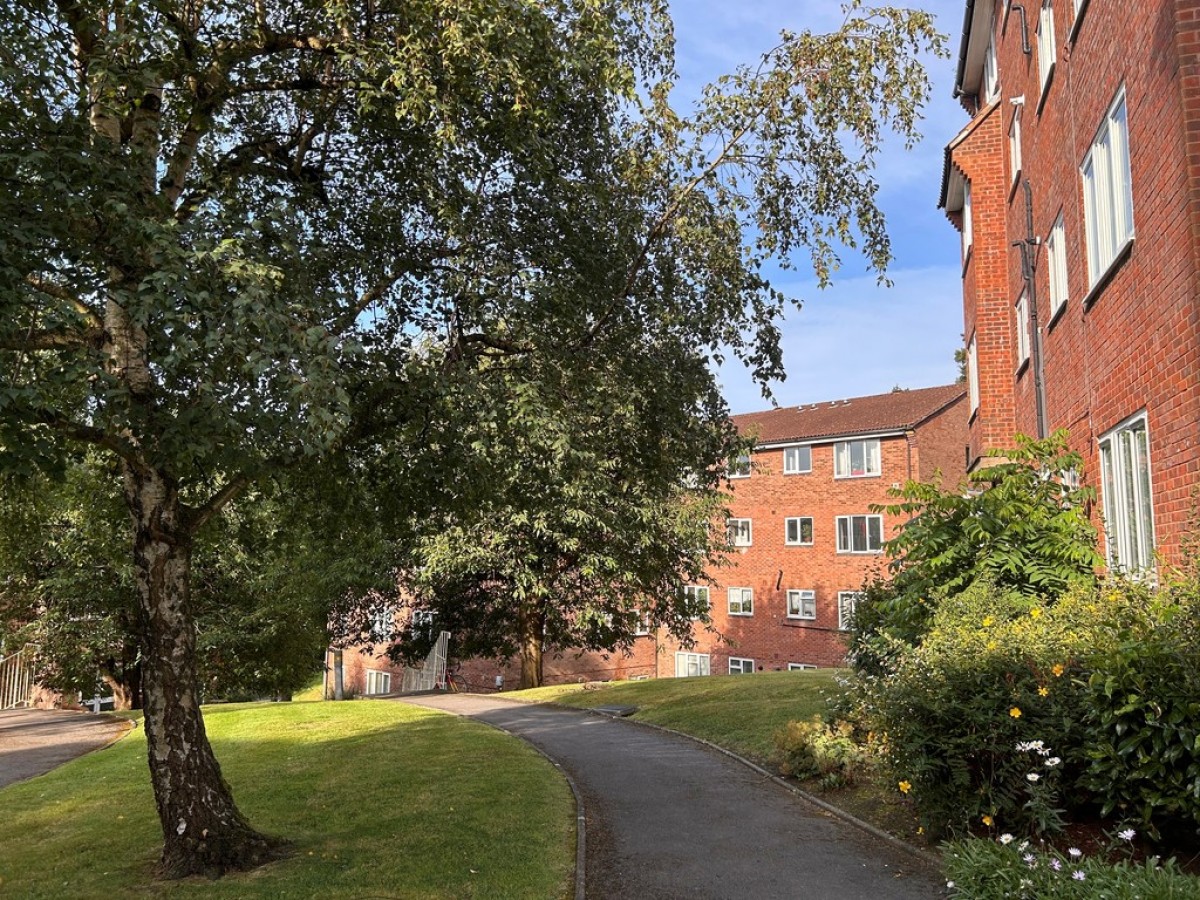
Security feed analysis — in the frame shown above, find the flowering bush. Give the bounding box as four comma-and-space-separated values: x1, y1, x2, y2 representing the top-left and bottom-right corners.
943, 830, 1200, 899
851, 581, 1112, 837
773, 716, 874, 788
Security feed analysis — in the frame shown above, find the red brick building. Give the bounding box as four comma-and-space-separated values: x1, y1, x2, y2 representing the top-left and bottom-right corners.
940, 0, 1200, 574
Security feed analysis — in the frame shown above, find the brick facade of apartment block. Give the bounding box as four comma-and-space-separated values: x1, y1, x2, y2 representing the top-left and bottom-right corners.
941, 0, 1200, 572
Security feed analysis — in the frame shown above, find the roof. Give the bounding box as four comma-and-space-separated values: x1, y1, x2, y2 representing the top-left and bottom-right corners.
731, 383, 966, 446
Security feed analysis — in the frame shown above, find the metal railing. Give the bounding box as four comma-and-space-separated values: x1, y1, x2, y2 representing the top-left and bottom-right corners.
401, 631, 450, 693
0, 647, 34, 710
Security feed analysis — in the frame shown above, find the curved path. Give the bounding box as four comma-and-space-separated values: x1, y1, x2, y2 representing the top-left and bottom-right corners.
400, 694, 943, 900
0, 709, 131, 789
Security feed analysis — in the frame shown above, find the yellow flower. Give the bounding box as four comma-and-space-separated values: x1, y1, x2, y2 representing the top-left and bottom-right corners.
1009, 707, 1022, 718
1052, 663, 1066, 677
982, 616, 994, 627
1038, 686, 1050, 697
917, 826, 925, 835
1030, 607, 1043, 619
982, 815, 994, 827
898, 780, 912, 794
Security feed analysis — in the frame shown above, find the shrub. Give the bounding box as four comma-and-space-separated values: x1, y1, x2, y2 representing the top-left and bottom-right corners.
854, 581, 1110, 837
1081, 579, 1200, 841
773, 716, 873, 788
943, 832, 1200, 899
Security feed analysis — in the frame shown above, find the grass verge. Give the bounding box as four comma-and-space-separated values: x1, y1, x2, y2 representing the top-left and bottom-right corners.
0, 700, 573, 899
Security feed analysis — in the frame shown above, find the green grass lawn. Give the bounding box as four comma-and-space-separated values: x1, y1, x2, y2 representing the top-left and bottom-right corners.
517, 668, 843, 764
0, 700, 573, 899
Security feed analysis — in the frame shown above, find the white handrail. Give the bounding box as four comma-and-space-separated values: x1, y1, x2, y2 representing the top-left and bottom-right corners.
0, 647, 34, 710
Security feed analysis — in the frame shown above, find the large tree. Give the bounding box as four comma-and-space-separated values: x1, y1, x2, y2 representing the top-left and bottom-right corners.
0, 0, 942, 876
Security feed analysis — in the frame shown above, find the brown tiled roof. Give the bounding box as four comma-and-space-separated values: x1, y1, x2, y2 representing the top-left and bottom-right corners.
731, 383, 966, 445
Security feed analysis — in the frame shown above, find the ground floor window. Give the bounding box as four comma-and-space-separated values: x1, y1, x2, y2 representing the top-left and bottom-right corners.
788, 663, 817, 671
365, 669, 392, 695
675, 652, 711, 678
728, 657, 755, 674
1099, 414, 1155, 575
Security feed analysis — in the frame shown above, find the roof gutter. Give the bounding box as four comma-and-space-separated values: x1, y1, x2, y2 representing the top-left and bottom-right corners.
953, 0, 977, 99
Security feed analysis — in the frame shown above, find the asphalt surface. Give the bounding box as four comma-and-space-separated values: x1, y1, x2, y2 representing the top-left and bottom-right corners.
0, 709, 131, 789
401, 694, 944, 900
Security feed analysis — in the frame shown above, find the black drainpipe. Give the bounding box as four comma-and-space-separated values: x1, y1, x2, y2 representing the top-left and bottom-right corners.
1014, 178, 1048, 438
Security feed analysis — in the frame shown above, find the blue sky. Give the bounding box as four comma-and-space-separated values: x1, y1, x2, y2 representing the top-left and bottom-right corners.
668, 1, 968, 413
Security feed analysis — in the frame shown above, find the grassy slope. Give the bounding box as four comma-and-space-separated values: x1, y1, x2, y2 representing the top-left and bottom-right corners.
518, 669, 842, 764
0, 701, 572, 899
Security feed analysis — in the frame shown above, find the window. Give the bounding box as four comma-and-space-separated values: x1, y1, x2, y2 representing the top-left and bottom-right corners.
783, 445, 812, 474
1047, 214, 1068, 316
683, 585, 711, 618
365, 670, 392, 695
968, 335, 980, 413
1082, 89, 1134, 288
727, 587, 753, 616
1037, 1, 1056, 94
729, 657, 755, 675
371, 605, 395, 640
788, 663, 817, 671
1099, 415, 1155, 574
838, 592, 863, 631
983, 30, 999, 103
675, 652, 710, 678
726, 518, 752, 547
1009, 106, 1022, 183
727, 453, 751, 478
1015, 291, 1030, 367
962, 180, 974, 258
836, 515, 883, 553
411, 609, 435, 639
785, 517, 813, 546
634, 611, 652, 636
786, 589, 816, 620
834, 439, 881, 478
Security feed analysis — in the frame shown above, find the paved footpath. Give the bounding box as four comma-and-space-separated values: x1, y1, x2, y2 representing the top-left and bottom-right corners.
401, 694, 944, 900
0, 709, 131, 789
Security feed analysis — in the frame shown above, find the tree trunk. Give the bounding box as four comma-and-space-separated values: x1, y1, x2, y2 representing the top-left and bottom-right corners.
125, 463, 283, 877
517, 605, 545, 689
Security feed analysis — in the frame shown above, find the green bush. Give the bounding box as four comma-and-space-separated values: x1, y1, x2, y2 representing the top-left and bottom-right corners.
773, 716, 873, 788
1081, 579, 1200, 841
944, 832, 1200, 899
854, 582, 1109, 837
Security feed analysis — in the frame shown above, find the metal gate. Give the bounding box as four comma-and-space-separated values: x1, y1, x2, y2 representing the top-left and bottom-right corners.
401, 631, 450, 692
0, 648, 34, 710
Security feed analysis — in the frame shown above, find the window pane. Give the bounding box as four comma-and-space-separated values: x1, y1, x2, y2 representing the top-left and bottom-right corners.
837, 517, 850, 550
852, 516, 867, 551
868, 516, 882, 549
1112, 100, 1133, 243
835, 442, 849, 476
851, 441, 865, 474
800, 518, 812, 543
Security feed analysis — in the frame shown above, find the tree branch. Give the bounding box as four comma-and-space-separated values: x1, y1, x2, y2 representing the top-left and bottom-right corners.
187, 472, 254, 534
25, 275, 103, 329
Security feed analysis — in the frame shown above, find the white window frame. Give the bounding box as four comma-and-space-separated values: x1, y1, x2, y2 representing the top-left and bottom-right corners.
962, 180, 974, 259
834, 439, 882, 478
1047, 213, 1068, 317
1015, 291, 1030, 367
784, 516, 814, 546
727, 453, 751, 479
783, 445, 812, 475
1037, 1, 1057, 95
727, 518, 752, 547
788, 663, 817, 671
683, 585, 711, 619
1009, 105, 1022, 184
365, 669, 392, 695
968, 335, 980, 414
675, 652, 711, 678
786, 589, 816, 620
727, 587, 753, 616
371, 605, 395, 640
634, 611, 652, 636
728, 657, 756, 675
1098, 413, 1155, 575
983, 30, 999, 104
836, 515, 884, 554
838, 592, 863, 631
1082, 88, 1134, 289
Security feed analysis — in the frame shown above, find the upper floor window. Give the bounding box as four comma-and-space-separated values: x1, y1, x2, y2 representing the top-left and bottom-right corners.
836, 515, 884, 554
683, 585, 711, 619
838, 592, 863, 631
1047, 213, 1068, 317
983, 29, 1000, 103
783, 445, 812, 474
834, 439, 881, 478
1082, 89, 1134, 289
1099, 414, 1155, 575
728, 587, 753, 616
1037, 1, 1057, 95
962, 181, 974, 259
727, 453, 751, 478
968, 335, 980, 413
1009, 106, 1023, 184
786, 589, 816, 620
1015, 291, 1031, 368
785, 517, 814, 546
726, 518, 752, 547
